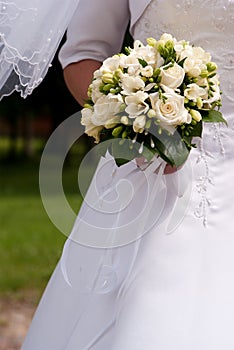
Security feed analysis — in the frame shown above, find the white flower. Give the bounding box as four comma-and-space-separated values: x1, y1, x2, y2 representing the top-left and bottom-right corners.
183, 57, 205, 77
182, 46, 211, 77
92, 94, 123, 126
184, 83, 207, 102
159, 33, 175, 44
150, 86, 191, 129
90, 78, 103, 103
100, 56, 120, 74
81, 108, 103, 143
202, 75, 221, 104
160, 63, 185, 89
174, 40, 189, 59
125, 91, 149, 117
133, 115, 146, 133
119, 55, 141, 75
131, 40, 164, 68
121, 75, 145, 95
93, 69, 102, 79
132, 40, 155, 64
192, 75, 221, 106
175, 43, 193, 61
192, 47, 211, 64
140, 65, 154, 77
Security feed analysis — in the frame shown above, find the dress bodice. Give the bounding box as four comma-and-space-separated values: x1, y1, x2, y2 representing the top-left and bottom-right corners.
133, 0, 234, 117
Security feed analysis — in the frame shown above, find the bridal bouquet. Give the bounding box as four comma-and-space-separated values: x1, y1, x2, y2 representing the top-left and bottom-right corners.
81, 33, 226, 167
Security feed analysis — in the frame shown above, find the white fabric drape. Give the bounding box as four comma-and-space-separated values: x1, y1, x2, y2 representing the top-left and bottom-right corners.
0, 0, 80, 99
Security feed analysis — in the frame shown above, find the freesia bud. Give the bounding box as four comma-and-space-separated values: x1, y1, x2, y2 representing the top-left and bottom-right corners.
112, 126, 123, 137
157, 40, 165, 49
83, 103, 92, 109
103, 83, 114, 92
121, 116, 129, 125
145, 120, 152, 129
190, 109, 202, 122
122, 130, 128, 138
206, 62, 217, 72
114, 69, 122, 77
102, 73, 114, 84
196, 97, 203, 109
148, 109, 156, 118
200, 70, 209, 78
147, 37, 157, 47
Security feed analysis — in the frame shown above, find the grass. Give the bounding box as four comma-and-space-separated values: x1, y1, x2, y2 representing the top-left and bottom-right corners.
0, 153, 84, 302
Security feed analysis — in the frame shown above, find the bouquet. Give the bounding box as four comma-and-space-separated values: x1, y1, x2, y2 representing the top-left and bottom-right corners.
81, 33, 226, 167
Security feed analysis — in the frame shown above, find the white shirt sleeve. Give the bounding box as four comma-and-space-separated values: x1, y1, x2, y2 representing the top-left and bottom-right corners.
58, 0, 130, 68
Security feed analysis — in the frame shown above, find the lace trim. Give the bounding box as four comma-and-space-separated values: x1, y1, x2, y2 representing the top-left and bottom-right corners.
194, 122, 227, 226
0, 0, 79, 99
194, 140, 214, 227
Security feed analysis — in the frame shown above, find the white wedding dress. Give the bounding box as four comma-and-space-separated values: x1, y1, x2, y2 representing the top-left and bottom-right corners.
21, 1, 234, 349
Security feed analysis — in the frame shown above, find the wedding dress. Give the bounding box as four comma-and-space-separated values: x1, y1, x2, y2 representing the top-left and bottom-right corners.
21, 1, 234, 349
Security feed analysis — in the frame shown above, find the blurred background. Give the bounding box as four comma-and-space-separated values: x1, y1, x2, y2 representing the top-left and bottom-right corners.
0, 32, 133, 349
0, 37, 92, 348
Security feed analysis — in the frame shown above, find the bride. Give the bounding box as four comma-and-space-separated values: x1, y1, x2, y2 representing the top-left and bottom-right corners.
9, 0, 234, 349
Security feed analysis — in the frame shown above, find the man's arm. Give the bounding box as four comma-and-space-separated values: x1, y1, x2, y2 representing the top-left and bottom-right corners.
63, 59, 101, 106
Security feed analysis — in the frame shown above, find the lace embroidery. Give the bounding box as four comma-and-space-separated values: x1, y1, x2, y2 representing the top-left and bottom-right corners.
194, 140, 214, 227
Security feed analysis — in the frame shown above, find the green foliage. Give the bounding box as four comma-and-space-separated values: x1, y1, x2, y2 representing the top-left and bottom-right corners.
202, 110, 228, 124
0, 159, 82, 299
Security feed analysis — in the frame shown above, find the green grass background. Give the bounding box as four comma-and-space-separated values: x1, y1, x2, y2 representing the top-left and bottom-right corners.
0, 144, 85, 303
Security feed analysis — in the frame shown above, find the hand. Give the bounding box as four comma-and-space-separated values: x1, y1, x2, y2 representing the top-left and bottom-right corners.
136, 156, 181, 174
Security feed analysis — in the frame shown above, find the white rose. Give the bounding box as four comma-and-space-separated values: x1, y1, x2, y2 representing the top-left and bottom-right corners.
150, 87, 191, 129
125, 91, 149, 117
133, 115, 146, 133
81, 108, 103, 143
121, 74, 145, 95
160, 63, 185, 89
92, 94, 123, 126
184, 83, 207, 102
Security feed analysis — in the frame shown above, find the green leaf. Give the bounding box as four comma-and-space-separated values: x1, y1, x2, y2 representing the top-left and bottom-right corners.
153, 131, 190, 167
110, 139, 138, 166
202, 110, 228, 125
189, 121, 202, 138
138, 58, 148, 68
177, 57, 186, 67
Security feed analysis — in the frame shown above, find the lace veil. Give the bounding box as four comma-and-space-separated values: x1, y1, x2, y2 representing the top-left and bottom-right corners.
0, 0, 80, 100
